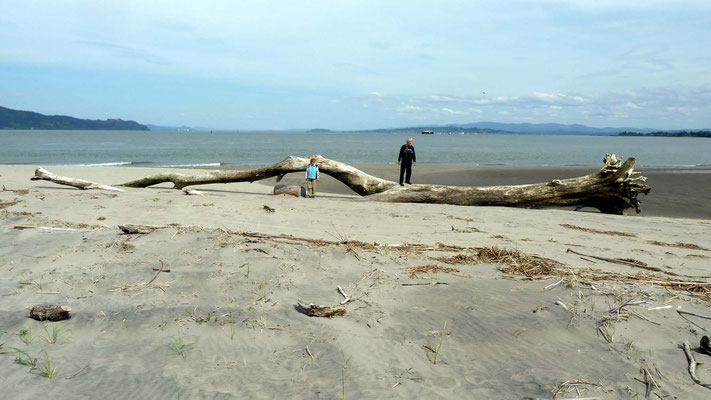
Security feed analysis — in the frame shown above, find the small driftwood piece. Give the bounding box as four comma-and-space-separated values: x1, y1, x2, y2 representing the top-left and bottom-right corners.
29, 304, 71, 321
566, 248, 671, 274
273, 184, 305, 197
401, 282, 449, 286
182, 187, 204, 195
118, 224, 162, 234
31, 167, 124, 192
337, 285, 351, 304
681, 340, 711, 390
296, 300, 346, 318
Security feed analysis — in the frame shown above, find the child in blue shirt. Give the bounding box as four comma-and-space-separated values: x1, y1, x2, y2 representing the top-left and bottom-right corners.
305, 158, 320, 198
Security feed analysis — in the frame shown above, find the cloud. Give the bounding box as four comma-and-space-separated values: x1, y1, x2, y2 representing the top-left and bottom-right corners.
76, 40, 168, 65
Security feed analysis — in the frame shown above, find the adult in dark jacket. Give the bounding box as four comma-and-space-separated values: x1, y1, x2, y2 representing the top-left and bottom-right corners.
397, 137, 416, 185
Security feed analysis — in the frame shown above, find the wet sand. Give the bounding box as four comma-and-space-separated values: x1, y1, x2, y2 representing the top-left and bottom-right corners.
224, 163, 711, 220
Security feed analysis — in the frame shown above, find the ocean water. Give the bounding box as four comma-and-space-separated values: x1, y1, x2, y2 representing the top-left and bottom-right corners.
1, 130, 710, 167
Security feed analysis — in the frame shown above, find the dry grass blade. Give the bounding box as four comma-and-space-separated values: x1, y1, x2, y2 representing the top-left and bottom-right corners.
479, 247, 560, 278
0, 199, 22, 209
648, 240, 708, 251
560, 223, 637, 237
433, 254, 479, 265
406, 264, 460, 277
552, 379, 602, 399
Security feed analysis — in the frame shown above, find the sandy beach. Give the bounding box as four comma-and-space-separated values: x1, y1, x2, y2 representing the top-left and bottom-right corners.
2, 164, 711, 399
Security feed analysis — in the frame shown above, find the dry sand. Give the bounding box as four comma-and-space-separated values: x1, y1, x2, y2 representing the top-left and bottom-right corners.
1, 164, 711, 399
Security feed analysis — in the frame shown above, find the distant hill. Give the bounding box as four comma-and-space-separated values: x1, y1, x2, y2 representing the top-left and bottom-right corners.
454, 122, 658, 135
351, 122, 669, 135
145, 124, 212, 132
619, 130, 711, 138
0, 106, 149, 131
355, 125, 510, 134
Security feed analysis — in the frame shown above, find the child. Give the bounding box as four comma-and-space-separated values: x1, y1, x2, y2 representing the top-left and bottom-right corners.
305, 158, 320, 198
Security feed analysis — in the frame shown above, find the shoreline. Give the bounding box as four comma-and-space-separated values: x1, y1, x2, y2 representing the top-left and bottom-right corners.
213, 163, 711, 220
3, 163, 710, 219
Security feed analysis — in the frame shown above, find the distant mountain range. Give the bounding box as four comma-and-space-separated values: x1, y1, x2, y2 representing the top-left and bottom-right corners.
3, 105, 708, 135
146, 124, 212, 132
0, 106, 149, 131
354, 122, 674, 135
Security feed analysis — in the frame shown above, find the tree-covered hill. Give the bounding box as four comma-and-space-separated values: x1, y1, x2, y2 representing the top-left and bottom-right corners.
0, 106, 149, 130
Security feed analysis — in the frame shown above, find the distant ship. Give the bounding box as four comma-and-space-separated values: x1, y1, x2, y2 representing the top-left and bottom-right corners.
421, 130, 434, 134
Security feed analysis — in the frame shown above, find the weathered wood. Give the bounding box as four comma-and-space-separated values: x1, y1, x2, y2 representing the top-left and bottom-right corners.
118, 224, 163, 234
29, 304, 71, 321
31, 167, 124, 192
273, 184, 306, 197
369, 154, 650, 214
295, 300, 346, 318
31, 153, 651, 214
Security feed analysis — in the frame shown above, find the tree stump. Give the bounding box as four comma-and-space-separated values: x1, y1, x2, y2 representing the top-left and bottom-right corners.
29, 304, 71, 321
273, 184, 306, 197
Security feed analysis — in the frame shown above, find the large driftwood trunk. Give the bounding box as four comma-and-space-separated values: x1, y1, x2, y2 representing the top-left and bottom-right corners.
30, 154, 650, 214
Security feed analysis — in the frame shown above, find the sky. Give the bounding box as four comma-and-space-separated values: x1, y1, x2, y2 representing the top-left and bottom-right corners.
1, 0, 710, 130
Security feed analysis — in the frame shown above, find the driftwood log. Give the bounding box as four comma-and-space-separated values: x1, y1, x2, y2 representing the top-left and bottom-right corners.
30, 153, 650, 214
29, 304, 71, 321
273, 184, 306, 197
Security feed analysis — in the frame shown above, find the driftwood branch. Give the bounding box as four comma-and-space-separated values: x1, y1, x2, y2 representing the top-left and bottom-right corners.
31, 167, 124, 192
31, 153, 650, 214
681, 340, 711, 390
566, 249, 671, 274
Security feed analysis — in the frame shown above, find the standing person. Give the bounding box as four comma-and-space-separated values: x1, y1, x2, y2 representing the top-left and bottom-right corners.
397, 137, 416, 186
305, 158, 320, 198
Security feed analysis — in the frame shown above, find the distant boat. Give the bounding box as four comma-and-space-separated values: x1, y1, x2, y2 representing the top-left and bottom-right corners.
421, 130, 434, 135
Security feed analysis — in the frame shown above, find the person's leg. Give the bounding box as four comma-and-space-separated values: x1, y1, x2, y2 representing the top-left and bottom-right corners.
311, 179, 316, 197
405, 165, 412, 184
399, 164, 406, 185
307, 179, 315, 197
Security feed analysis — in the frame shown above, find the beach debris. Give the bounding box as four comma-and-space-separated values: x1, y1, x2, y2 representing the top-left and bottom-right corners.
273, 184, 305, 197
676, 308, 711, 332
405, 264, 462, 278
544, 277, 567, 290
401, 282, 449, 287
566, 248, 670, 275
295, 300, 346, 318
148, 260, 168, 284
639, 365, 660, 399
182, 187, 204, 195
28, 304, 72, 321
552, 379, 602, 399
263, 205, 275, 213
559, 223, 637, 237
118, 224, 162, 234
554, 300, 569, 311
648, 240, 709, 251
701, 336, 711, 355
0, 199, 21, 209
31, 167, 124, 192
337, 285, 351, 304
680, 340, 711, 389
647, 305, 672, 311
